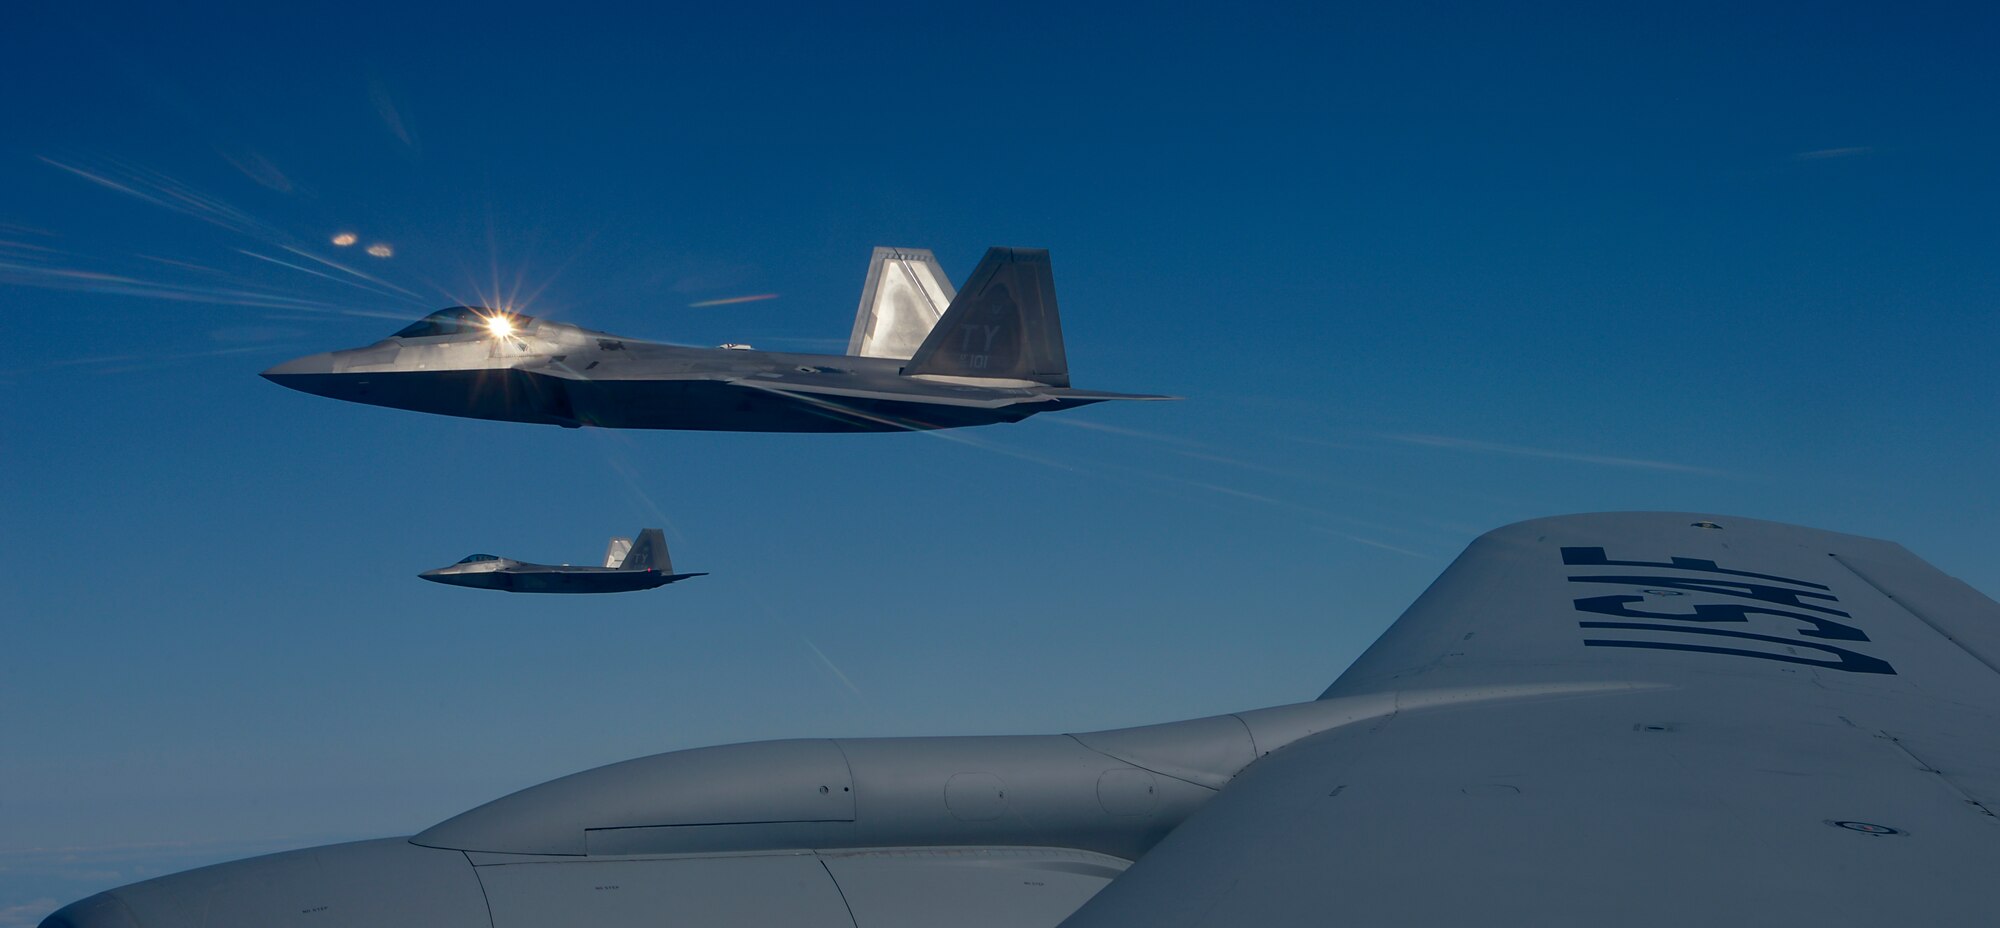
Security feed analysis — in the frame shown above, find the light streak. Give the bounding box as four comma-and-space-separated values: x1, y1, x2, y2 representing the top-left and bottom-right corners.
803, 638, 863, 697
688, 293, 779, 308
39, 156, 275, 238
276, 245, 426, 301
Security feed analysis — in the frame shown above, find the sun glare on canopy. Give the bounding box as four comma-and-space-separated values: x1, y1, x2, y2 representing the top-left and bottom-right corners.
391, 306, 534, 340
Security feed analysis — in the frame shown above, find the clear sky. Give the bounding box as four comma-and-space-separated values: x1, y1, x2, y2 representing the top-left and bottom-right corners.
3, 2, 1996, 920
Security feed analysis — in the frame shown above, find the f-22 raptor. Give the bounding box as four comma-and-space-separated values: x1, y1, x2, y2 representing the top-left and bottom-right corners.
262, 247, 1171, 432
419, 528, 702, 594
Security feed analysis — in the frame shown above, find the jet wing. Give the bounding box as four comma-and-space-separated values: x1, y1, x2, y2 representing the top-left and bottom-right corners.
1041, 387, 1180, 402
1062, 512, 2000, 926
728, 373, 1179, 407
725, 372, 1064, 409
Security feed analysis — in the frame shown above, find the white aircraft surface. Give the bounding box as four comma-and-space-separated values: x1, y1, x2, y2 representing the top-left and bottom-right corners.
43, 512, 2000, 926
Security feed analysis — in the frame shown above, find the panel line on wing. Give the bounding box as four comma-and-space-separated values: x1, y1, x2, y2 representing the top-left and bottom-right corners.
1830, 552, 2000, 678
1876, 732, 2000, 824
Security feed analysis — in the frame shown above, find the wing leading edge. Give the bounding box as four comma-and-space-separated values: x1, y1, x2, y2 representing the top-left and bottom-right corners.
1062, 512, 2000, 927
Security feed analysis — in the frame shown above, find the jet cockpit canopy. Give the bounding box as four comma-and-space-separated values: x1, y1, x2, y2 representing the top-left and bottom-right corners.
393, 306, 534, 340
455, 553, 503, 564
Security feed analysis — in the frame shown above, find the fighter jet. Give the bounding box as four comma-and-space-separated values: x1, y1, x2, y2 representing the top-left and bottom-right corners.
261, 247, 1172, 432
40, 512, 2000, 926
418, 528, 702, 594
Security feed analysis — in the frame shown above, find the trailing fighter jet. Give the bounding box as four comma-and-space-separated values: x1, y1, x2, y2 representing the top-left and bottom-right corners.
40, 512, 2000, 926
419, 528, 702, 594
262, 247, 1172, 432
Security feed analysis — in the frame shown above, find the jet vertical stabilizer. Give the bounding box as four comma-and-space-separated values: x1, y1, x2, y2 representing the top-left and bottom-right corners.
847, 247, 957, 359
603, 536, 632, 569
903, 247, 1070, 387
622, 528, 672, 573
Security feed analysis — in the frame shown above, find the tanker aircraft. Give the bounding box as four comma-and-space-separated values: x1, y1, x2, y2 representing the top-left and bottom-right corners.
43, 512, 2000, 926
262, 247, 1170, 432
419, 528, 701, 594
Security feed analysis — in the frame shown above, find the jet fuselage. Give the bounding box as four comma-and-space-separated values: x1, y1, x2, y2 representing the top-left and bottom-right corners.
264, 323, 1069, 432
419, 562, 685, 594
262, 248, 1171, 432
419, 532, 701, 594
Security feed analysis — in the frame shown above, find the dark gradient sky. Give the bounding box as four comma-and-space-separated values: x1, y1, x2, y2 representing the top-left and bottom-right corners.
3, 2, 1996, 919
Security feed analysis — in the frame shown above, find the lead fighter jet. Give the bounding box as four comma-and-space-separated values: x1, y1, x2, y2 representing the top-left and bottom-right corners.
419, 528, 702, 594
41, 513, 2000, 926
262, 247, 1171, 432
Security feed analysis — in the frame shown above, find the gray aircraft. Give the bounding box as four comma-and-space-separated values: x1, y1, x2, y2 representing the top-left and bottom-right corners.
261, 247, 1171, 432
41, 512, 2000, 926
419, 528, 702, 594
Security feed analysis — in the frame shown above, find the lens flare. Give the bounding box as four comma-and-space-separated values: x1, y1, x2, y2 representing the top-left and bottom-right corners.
331, 232, 357, 247
366, 243, 393, 258
485, 313, 515, 338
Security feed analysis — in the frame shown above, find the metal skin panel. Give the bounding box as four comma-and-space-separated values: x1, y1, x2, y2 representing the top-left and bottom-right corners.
458, 847, 1125, 928
417, 734, 1223, 861
620, 529, 671, 572
1070, 714, 1255, 790
601, 537, 631, 568
1092, 770, 1159, 817
1829, 543, 2000, 679
417, 740, 859, 856
1066, 689, 2000, 926
847, 247, 957, 360
40, 839, 488, 928
417, 693, 1647, 861
822, 847, 1127, 928
1059, 512, 2000, 927
903, 249, 1069, 387
471, 853, 852, 928
945, 773, 1009, 821
262, 248, 1167, 433
832, 737, 1204, 861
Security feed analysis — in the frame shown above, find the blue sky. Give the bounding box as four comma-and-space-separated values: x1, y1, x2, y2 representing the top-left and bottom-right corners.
3, 2, 1997, 919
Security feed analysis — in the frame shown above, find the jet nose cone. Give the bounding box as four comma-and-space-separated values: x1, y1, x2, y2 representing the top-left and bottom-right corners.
261, 351, 338, 385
